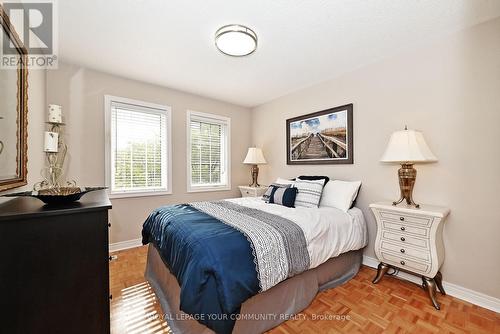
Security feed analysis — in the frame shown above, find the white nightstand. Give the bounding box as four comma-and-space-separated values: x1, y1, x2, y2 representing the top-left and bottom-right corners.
238, 185, 267, 198
370, 202, 450, 310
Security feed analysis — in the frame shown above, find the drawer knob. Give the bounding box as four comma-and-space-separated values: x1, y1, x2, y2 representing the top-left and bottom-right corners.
400, 249, 405, 253
400, 261, 405, 265
400, 237, 405, 241
400, 226, 405, 231
400, 217, 405, 221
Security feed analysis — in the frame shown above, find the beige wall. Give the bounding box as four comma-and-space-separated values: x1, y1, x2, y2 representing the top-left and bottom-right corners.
46, 63, 252, 244
251, 18, 500, 298
26, 70, 48, 189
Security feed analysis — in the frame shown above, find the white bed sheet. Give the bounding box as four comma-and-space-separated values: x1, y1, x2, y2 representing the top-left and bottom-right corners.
226, 197, 368, 269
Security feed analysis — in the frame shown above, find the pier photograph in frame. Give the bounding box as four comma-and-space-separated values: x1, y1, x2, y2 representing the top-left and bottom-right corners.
286, 104, 353, 165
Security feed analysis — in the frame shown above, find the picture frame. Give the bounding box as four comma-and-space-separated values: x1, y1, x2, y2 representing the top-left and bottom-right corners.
286, 104, 353, 165
0, 5, 29, 191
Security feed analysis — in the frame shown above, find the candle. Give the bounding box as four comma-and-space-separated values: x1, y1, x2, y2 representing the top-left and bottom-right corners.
48, 104, 63, 123
44, 131, 59, 153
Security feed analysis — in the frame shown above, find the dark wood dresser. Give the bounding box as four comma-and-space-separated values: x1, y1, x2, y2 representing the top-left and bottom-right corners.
0, 190, 112, 334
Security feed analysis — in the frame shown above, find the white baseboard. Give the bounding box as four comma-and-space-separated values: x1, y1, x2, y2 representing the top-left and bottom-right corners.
109, 238, 143, 252
363, 255, 500, 313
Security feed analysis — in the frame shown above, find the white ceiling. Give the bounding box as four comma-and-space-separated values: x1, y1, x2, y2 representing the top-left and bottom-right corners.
58, 0, 500, 107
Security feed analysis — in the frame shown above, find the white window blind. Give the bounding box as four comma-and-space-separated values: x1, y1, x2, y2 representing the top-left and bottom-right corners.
108, 99, 170, 196
188, 111, 230, 191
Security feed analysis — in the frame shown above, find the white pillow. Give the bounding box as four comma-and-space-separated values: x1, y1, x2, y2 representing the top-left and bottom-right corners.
275, 177, 295, 185
320, 180, 361, 212
293, 179, 326, 208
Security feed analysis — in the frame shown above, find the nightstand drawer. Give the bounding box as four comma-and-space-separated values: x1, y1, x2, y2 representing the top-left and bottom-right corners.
381, 241, 430, 262
382, 220, 429, 238
380, 211, 432, 226
382, 231, 429, 249
238, 186, 267, 197
381, 252, 429, 273
242, 189, 256, 197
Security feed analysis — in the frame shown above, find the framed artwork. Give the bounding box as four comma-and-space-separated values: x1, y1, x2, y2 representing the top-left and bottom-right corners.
286, 104, 353, 165
0, 6, 29, 191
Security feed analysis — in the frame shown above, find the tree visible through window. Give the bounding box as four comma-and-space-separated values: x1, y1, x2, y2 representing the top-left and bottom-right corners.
188, 111, 229, 191
106, 97, 171, 196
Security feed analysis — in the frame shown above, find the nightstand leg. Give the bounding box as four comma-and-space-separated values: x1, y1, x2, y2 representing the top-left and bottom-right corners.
422, 276, 440, 310
434, 271, 446, 295
372, 262, 390, 284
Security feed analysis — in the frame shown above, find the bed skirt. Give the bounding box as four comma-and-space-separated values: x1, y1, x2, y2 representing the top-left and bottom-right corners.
145, 243, 363, 334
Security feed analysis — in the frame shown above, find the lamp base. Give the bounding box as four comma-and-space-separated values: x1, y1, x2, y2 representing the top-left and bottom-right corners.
392, 163, 420, 209
249, 164, 260, 187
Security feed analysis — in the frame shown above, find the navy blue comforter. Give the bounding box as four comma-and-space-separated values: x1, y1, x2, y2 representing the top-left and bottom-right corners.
142, 204, 260, 334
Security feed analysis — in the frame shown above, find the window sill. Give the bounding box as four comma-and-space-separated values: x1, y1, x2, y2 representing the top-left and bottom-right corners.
187, 185, 231, 193
109, 190, 172, 199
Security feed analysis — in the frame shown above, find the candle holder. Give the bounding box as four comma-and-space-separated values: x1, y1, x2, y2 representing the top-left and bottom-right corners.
34, 122, 74, 191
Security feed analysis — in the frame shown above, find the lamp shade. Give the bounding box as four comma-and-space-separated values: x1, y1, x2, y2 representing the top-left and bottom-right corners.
380, 129, 437, 163
243, 147, 267, 164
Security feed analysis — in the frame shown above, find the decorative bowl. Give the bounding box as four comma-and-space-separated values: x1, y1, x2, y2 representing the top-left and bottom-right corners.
2, 186, 107, 205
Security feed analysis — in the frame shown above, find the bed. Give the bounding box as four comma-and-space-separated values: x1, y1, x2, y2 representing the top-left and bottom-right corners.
142, 196, 367, 334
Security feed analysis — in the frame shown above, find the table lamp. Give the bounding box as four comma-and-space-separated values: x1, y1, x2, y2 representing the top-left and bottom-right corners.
243, 147, 267, 187
380, 127, 437, 208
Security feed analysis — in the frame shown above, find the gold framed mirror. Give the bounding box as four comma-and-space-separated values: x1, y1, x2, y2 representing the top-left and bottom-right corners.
0, 5, 28, 191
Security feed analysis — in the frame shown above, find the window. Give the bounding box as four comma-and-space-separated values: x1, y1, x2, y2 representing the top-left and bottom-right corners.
105, 95, 172, 198
187, 111, 230, 192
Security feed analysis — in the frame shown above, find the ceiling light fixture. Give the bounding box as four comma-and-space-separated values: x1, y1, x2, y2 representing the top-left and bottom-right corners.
215, 24, 257, 57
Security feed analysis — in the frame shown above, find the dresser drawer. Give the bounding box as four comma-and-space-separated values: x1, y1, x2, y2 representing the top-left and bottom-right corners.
379, 211, 432, 226
381, 252, 429, 273
381, 241, 430, 262
382, 231, 429, 249
382, 220, 429, 238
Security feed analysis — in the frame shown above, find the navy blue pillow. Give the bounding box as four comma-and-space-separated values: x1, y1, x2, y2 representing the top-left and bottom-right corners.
269, 186, 298, 208
351, 184, 361, 209
297, 175, 330, 184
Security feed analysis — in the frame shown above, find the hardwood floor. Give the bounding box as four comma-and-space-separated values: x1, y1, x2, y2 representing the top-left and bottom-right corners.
110, 246, 500, 333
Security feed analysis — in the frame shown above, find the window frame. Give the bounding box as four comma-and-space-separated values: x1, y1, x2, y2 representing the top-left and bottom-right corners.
104, 95, 172, 199
186, 110, 231, 193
